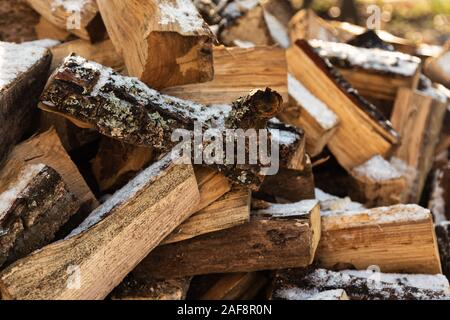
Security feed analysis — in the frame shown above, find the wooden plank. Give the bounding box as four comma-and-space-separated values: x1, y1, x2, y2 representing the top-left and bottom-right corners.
0, 153, 200, 300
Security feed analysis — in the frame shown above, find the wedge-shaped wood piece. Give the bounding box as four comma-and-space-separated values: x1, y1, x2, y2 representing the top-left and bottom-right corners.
279, 73, 339, 157
35, 16, 73, 42
271, 268, 450, 300
163, 186, 250, 244
349, 155, 407, 207
5, 129, 97, 213
26, 0, 105, 42
436, 222, 450, 281
50, 39, 124, 71
424, 47, 450, 88
193, 167, 232, 213
163, 46, 288, 104
0, 161, 78, 268
40, 55, 283, 190
97, 0, 214, 89
287, 40, 399, 171
391, 87, 447, 203
111, 275, 191, 300
0, 154, 200, 300
317, 204, 442, 274
134, 199, 321, 278
0, 41, 51, 162
199, 272, 268, 300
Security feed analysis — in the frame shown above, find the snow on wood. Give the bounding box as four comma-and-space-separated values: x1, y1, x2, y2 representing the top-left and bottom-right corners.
353, 155, 402, 182
254, 199, 319, 218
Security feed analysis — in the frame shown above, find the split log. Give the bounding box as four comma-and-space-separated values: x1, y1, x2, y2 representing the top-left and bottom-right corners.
163, 185, 249, 244
258, 155, 315, 202
317, 204, 442, 274
35, 16, 73, 42
91, 138, 154, 193
0, 161, 78, 268
5, 129, 98, 215
271, 268, 450, 300
133, 199, 321, 278
267, 118, 305, 170
436, 222, 450, 280
111, 275, 191, 300
0, 0, 39, 42
428, 160, 450, 224
0, 153, 200, 300
348, 155, 407, 207
162, 46, 288, 104
0, 41, 51, 163
198, 272, 268, 300
287, 40, 399, 171
50, 39, 124, 71
26, 0, 105, 42
279, 73, 339, 157
193, 167, 232, 212
309, 40, 422, 102
97, 0, 214, 89
390, 87, 447, 203
40, 55, 283, 190
219, 0, 293, 48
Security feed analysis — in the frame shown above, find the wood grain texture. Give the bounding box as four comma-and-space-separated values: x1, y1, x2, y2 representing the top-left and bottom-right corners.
0, 155, 200, 300
35, 16, 73, 42
6, 129, 98, 213
0, 162, 78, 268
163, 186, 250, 244
0, 44, 51, 163
287, 40, 398, 171
317, 205, 442, 274
27, 0, 105, 41
134, 200, 321, 278
162, 46, 288, 104
391, 88, 447, 203
97, 0, 214, 89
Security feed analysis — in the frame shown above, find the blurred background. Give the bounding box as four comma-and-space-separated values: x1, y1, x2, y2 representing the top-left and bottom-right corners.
291, 0, 450, 45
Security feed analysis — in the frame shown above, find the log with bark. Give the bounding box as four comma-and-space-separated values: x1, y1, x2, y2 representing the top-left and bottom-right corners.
436, 222, 450, 281
428, 161, 450, 224
270, 268, 450, 300
317, 204, 442, 274
163, 185, 249, 244
132, 199, 321, 279
0, 41, 51, 163
0, 153, 200, 300
26, 0, 106, 42
0, 161, 78, 268
39, 55, 283, 190
309, 40, 422, 102
287, 40, 399, 172
97, 0, 214, 89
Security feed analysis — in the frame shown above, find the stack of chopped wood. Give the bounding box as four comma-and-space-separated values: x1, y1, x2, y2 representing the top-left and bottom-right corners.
0, 1, 449, 300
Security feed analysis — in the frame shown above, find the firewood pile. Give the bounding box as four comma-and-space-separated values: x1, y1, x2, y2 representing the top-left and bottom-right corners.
1, 0, 450, 301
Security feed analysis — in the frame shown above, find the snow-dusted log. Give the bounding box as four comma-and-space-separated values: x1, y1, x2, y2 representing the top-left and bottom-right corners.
0, 41, 51, 163
0, 161, 78, 268
0, 153, 200, 300
133, 199, 321, 278
271, 268, 450, 300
